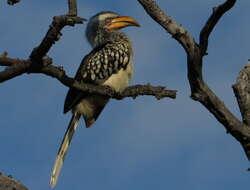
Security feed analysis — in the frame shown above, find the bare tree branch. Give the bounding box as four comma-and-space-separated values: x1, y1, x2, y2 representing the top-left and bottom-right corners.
68, 0, 78, 16
121, 84, 176, 100
0, 7, 86, 82
0, 173, 28, 190
199, 0, 236, 56
233, 61, 250, 126
29, 15, 86, 65
0, 52, 13, 66
0, 60, 30, 82
138, 0, 250, 160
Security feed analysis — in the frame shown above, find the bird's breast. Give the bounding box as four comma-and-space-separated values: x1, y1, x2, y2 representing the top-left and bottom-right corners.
103, 60, 133, 92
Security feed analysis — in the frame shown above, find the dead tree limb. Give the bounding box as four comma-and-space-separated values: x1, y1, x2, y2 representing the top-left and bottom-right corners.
28, 0, 86, 68
28, 15, 85, 67
233, 61, 250, 126
68, 0, 78, 16
0, 173, 28, 190
199, 0, 236, 56
1, 0, 86, 82
138, 0, 250, 160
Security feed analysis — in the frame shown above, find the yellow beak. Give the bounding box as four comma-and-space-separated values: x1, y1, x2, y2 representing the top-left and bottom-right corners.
105, 16, 140, 31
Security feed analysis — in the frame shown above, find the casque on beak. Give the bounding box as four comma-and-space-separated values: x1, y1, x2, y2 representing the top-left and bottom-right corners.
105, 16, 140, 31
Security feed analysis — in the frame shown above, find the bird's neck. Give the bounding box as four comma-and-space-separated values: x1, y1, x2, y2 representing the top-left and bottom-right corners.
91, 30, 130, 48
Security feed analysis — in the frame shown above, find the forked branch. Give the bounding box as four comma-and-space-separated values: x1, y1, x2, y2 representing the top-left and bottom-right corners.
138, 0, 250, 160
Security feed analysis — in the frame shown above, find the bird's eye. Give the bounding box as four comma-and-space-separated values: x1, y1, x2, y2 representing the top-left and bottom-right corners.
105, 18, 112, 24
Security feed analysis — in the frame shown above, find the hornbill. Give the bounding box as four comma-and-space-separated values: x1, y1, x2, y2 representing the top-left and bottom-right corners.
50, 11, 140, 187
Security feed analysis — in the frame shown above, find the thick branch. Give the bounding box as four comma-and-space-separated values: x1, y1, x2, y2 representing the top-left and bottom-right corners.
138, 0, 250, 160
0, 61, 31, 82
199, 0, 236, 56
0, 56, 177, 100
186, 51, 250, 143
187, 0, 250, 158
0, 173, 28, 190
233, 61, 250, 126
0, 52, 16, 66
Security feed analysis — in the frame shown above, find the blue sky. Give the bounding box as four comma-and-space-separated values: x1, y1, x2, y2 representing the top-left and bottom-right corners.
0, 0, 250, 189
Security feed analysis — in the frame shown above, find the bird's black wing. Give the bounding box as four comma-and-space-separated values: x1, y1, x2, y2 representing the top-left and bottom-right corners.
63, 42, 131, 113
63, 46, 101, 114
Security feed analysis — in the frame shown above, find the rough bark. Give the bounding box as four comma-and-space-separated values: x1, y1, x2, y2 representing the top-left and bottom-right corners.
0, 173, 28, 190
138, 0, 250, 160
68, 0, 78, 16
233, 61, 250, 126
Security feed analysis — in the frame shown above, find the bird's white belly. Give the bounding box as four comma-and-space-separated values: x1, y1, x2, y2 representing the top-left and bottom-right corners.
103, 62, 133, 92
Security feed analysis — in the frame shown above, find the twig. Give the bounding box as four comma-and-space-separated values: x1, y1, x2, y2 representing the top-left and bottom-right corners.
29, 15, 86, 65
0, 14, 86, 82
121, 84, 176, 100
68, 0, 78, 16
0, 58, 31, 82
199, 0, 236, 56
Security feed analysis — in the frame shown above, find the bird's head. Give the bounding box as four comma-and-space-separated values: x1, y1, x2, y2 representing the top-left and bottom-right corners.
86, 11, 140, 47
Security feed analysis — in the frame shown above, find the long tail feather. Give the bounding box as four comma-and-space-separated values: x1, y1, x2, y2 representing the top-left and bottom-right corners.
50, 112, 81, 188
